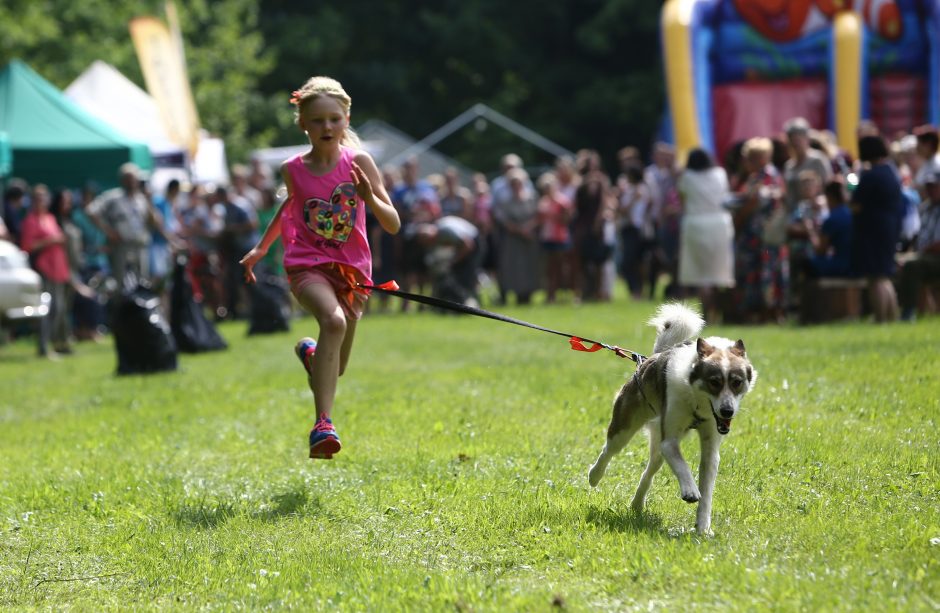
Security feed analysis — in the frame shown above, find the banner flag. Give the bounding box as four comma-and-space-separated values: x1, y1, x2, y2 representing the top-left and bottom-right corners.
129, 13, 200, 157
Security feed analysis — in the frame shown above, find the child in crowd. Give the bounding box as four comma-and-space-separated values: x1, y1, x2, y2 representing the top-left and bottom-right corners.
787, 170, 829, 264
807, 180, 853, 277
240, 77, 400, 459
616, 164, 655, 301
786, 170, 829, 307
536, 172, 573, 303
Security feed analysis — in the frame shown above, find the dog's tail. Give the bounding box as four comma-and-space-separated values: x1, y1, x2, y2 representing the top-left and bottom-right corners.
648, 302, 705, 354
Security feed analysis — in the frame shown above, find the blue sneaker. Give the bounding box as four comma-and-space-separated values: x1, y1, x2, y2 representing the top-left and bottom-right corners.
309, 415, 341, 459
295, 337, 317, 376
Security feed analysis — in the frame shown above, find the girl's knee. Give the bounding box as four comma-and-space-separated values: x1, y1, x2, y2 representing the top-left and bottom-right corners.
319, 311, 347, 337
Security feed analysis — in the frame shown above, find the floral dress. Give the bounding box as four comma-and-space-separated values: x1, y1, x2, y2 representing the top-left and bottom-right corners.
731, 164, 790, 319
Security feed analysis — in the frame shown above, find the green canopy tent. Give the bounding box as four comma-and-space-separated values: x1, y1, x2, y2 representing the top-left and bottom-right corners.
0, 59, 152, 189
0, 132, 11, 177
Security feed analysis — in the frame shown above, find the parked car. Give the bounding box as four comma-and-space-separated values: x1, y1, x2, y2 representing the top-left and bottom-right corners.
0, 240, 49, 334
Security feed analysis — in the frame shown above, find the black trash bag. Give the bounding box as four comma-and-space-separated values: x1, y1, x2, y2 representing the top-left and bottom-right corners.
111, 279, 178, 375
248, 269, 291, 335
170, 256, 228, 353
430, 273, 472, 312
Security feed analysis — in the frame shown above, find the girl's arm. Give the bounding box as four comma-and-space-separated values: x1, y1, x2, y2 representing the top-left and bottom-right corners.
148, 204, 185, 250
459, 188, 475, 221
734, 176, 760, 230
239, 163, 292, 283
353, 151, 400, 234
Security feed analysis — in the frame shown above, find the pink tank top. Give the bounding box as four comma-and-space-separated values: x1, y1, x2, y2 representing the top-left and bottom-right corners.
281, 147, 372, 281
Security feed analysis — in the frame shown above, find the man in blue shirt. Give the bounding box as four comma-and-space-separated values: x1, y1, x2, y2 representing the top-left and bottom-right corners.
391, 157, 440, 309
808, 180, 853, 277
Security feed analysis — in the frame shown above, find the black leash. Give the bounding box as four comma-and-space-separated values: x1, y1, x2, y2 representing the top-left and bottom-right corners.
359, 282, 647, 364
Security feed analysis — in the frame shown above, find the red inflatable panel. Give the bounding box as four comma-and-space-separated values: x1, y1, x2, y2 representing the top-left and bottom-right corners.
712, 79, 828, 162
869, 73, 926, 137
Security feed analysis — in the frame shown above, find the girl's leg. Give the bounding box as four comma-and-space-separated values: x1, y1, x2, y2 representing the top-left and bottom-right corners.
338, 316, 357, 377
698, 287, 715, 323
37, 279, 52, 357
868, 277, 885, 322
871, 277, 899, 322
52, 282, 71, 351
295, 282, 348, 418
887, 285, 900, 321
569, 245, 583, 303
545, 252, 558, 303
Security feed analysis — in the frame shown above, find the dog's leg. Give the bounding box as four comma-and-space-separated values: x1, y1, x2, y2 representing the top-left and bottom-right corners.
695, 434, 721, 535
659, 394, 701, 502
661, 437, 699, 502
588, 427, 635, 487
630, 426, 663, 512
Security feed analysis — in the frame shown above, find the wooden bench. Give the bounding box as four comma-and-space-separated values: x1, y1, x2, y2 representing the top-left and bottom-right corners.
799, 277, 867, 324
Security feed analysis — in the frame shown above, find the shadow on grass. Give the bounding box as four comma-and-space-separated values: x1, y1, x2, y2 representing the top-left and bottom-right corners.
174, 489, 319, 529
584, 504, 666, 536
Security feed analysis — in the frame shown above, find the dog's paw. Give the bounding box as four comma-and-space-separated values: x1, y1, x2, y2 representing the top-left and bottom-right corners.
588, 464, 605, 487
695, 523, 714, 537
680, 484, 701, 503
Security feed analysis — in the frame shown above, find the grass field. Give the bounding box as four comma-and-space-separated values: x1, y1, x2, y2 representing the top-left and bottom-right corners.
1, 296, 938, 611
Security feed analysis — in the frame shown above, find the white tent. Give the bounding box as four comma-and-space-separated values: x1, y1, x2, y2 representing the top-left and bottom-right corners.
65, 61, 229, 189
66, 60, 181, 158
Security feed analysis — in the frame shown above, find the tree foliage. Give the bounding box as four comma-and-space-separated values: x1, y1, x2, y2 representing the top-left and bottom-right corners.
257, 0, 666, 173
0, 0, 273, 162
1, 0, 665, 173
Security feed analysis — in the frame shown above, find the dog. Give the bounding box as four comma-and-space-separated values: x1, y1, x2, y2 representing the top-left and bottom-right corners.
588, 303, 757, 535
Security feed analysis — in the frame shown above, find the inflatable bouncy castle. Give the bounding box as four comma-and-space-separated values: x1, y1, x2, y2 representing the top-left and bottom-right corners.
661, 0, 940, 162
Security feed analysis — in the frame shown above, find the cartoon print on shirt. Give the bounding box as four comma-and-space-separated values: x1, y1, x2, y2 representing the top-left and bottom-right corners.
304, 182, 358, 242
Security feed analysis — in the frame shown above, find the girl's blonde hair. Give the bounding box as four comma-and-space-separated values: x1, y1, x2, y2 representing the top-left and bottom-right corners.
291, 76, 362, 149
536, 171, 557, 194
742, 136, 772, 159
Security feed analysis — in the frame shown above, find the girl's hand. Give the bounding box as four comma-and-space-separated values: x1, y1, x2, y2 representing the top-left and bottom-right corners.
239, 246, 266, 284
350, 162, 374, 201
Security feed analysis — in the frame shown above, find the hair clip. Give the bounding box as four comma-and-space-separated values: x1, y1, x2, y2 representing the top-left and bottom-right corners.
289, 90, 302, 105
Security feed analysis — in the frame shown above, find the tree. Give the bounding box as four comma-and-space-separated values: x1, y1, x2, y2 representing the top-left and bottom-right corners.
177, 0, 275, 162
0, 0, 275, 163
256, 0, 666, 174
2, 0, 667, 175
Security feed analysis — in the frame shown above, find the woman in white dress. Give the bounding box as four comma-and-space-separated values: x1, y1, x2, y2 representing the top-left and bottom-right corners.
677, 148, 735, 322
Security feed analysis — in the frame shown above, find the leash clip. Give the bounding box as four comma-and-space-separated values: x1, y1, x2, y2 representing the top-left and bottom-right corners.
612, 345, 647, 364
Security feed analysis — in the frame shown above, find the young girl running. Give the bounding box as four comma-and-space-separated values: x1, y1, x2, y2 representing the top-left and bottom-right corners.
240, 77, 400, 459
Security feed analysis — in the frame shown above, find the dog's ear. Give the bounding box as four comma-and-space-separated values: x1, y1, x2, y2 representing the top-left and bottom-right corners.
731, 339, 746, 357
696, 337, 714, 358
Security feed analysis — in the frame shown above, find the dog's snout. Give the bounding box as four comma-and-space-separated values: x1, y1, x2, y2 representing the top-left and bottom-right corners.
719, 405, 735, 418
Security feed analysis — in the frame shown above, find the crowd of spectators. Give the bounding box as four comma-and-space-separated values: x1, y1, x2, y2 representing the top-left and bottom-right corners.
366, 117, 940, 325
3, 117, 939, 358
1, 161, 271, 358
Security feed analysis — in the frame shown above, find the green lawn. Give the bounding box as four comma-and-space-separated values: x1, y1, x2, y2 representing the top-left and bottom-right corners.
1, 297, 938, 611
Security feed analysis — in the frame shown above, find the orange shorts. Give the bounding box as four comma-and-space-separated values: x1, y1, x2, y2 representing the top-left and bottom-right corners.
286, 262, 370, 320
